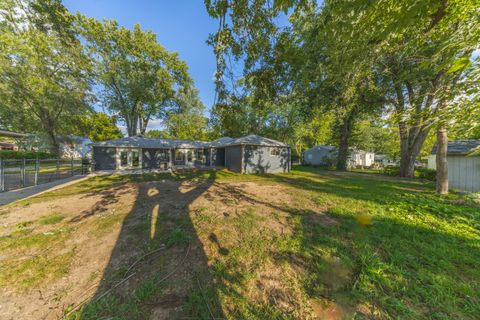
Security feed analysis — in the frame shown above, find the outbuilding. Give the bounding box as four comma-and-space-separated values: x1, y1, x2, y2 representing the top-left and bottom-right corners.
429, 140, 480, 192
91, 134, 290, 174
303, 145, 336, 166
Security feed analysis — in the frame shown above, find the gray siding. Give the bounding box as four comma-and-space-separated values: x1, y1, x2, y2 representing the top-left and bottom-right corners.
214, 148, 225, 166
143, 148, 170, 170
243, 146, 289, 174
93, 147, 116, 171
225, 146, 242, 172
303, 147, 334, 165
448, 155, 480, 192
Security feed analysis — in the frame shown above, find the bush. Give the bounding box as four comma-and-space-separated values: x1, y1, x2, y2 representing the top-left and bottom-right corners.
382, 165, 436, 181
0, 150, 54, 159
416, 167, 436, 181
382, 166, 400, 176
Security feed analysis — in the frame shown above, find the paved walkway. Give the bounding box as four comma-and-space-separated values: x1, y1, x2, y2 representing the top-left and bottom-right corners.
0, 175, 92, 206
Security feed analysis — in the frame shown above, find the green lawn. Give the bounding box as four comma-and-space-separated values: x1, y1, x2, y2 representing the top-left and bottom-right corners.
1, 166, 479, 319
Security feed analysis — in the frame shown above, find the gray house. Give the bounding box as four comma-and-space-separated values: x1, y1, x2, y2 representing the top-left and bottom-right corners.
429, 140, 480, 192
91, 134, 290, 174
302, 146, 336, 166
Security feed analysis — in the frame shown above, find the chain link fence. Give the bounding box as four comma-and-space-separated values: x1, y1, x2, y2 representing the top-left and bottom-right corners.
0, 158, 89, 192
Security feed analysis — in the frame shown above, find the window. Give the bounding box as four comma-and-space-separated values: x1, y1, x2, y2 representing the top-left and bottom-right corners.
187, 150, 193, 162
132, 150, 140, 167
270, 148, 280, 156
120, 151, 128, 167
307, 154, 313, 160
196, 149, 204, 161
175, 150, 183, 161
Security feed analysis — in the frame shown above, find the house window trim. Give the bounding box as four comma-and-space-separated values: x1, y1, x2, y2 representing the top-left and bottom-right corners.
117, 148, 142, 169
270, 147, 280, 156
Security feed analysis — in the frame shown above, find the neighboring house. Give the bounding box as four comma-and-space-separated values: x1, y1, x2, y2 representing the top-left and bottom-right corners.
374, 154, 398, 167
18, 134, 92, 158
350, 149, 375, 167
429, 140, 480, 192
303, 146, 375, 168
302, 146, 336, 166
0, 129, 26, 151
91, 134, 291, 174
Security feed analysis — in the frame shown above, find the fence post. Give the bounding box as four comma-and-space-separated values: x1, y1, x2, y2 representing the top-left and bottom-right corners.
56, 159, 60, 179
34, 158, 39, 186
71, 157, 74, 176
21, 158, 26, 188
0, 159, 4, 192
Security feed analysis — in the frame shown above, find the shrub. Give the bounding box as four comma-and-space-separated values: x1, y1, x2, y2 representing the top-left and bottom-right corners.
382, 166, 400, 176
0, 150, 54, 159
382, 165, 436, 181
416, 167, 436, 181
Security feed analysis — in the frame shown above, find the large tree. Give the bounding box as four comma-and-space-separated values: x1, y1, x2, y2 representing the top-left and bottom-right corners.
78, 17, 192, 136
0, 0, 92, 154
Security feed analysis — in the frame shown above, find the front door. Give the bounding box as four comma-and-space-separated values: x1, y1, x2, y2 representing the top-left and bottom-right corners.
185, 150, 194, 166
117, 148, 142, 169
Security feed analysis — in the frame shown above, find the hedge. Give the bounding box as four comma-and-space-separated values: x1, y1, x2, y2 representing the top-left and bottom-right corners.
382, 166, 436, 181
0, 150, 55, 159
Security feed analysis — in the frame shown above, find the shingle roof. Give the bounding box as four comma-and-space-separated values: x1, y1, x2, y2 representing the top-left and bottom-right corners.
223, 135, 287, 147
91, 134, 288, 149
431, 140, 480, 155
92, 136, 209, 149
209, 137, 234, 147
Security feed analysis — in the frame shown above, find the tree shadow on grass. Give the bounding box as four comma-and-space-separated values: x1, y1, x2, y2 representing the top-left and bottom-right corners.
203, 174, 480, 319
72, 170, 226, 319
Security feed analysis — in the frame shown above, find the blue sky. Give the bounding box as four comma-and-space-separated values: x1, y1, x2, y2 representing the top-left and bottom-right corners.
62, 0, 218, 130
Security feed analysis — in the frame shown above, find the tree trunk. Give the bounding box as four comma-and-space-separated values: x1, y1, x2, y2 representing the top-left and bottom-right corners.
398, 122, 430, 178
436, 127, 448, 194
336, 115, 353, 171
46, 129, 60, 156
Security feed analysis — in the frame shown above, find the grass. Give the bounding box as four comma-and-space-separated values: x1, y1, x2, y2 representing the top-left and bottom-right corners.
39, 213, 64, 225
2, 166, 479, 319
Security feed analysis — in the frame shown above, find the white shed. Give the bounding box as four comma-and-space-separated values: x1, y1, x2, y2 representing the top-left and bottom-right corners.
430, 140, 480, 192
350, 149, 375, 167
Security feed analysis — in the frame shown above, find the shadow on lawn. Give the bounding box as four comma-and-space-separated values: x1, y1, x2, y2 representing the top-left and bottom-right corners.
213, 171, 480, 318
74, 170, 226, 319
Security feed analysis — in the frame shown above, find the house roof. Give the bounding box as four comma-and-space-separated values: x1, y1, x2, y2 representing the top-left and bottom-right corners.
223, 135, 287, 147
431, 140, 480, 155
0, 129, 27, 138
92, 136, 210, 149
91, 134, 288, 149
210, 137, 234, 147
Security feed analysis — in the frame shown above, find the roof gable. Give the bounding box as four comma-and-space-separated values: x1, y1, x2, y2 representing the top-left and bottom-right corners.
431, 140, 480, 155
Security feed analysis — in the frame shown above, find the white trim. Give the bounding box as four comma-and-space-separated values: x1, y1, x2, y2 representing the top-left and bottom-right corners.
116, 147, 142, 170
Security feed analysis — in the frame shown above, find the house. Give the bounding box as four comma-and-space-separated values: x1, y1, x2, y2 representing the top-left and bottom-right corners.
374, 154, 398, 167
350, 149, 375, 167
91, 134, 291, 174
303, 145, 375, 168
302, 145, 336, 166
0, 129, 26, 151
18, 134, 92, 158
428, 140, 480, 192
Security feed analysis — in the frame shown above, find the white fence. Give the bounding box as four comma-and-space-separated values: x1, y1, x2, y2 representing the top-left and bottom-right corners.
0, 158, 87, 192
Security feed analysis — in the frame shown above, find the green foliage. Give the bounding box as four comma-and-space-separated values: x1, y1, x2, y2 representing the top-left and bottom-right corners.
0, 0, 93, 154
165, 87, 210, 140
74, 112, 122, 142
77, 16, 192, 136
144, 130, 170, 139
0, 150, 53, 159
39, 213, 64, 225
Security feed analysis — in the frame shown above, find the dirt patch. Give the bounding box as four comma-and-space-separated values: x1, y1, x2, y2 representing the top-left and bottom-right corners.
0, 175, 339, 319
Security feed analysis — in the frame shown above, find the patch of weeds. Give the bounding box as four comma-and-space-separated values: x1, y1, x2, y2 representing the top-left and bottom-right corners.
0, 249, 75, 290
70, 275, 164, 320
39, 213, 64, 225
166, 227, 191, 247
